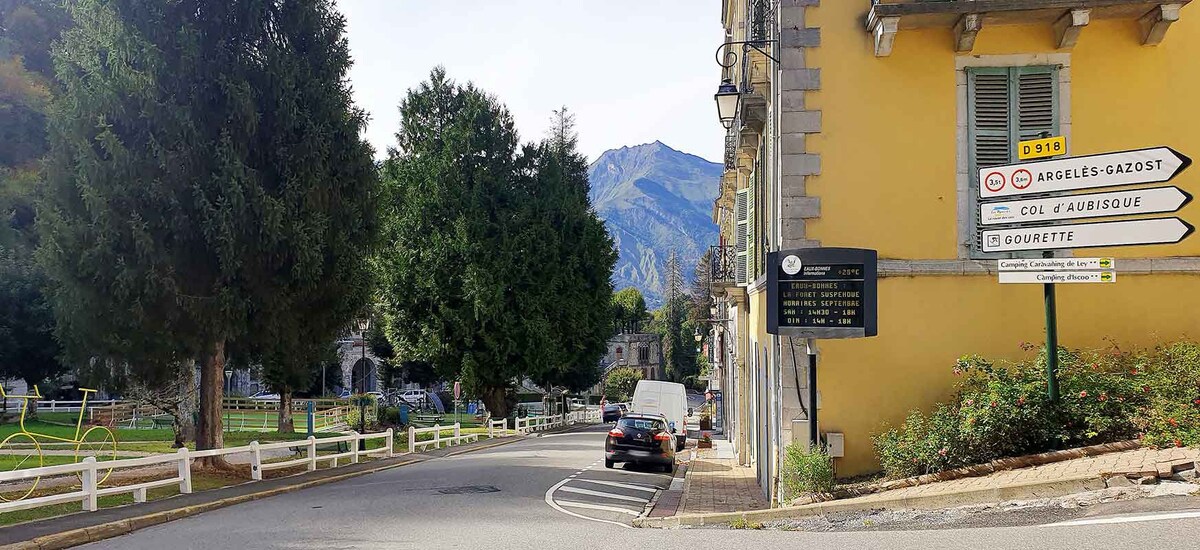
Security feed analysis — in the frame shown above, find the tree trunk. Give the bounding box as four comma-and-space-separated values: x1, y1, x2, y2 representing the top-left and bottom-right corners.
277, 389, 294, 433
195, 340, 229, 469
174, 361, 198, 448
480, 385, 509, 424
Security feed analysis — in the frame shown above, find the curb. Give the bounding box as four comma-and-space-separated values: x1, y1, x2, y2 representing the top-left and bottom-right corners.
0, 434, 530, 550
632, 474, 1109, 528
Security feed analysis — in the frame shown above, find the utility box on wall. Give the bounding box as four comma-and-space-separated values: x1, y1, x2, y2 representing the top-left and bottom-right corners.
825, 432, 845, 458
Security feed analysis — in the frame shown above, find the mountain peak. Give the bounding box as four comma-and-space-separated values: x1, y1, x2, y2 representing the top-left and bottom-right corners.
587, 142, 722, 306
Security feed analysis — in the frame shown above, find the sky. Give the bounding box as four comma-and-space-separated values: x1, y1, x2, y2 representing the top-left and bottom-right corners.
337, 0, 725, 164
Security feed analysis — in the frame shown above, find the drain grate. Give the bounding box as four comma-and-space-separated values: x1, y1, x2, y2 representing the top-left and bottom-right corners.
437, 485, 500, 495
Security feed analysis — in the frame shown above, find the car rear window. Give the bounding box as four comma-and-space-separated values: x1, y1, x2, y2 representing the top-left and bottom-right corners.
617, 418, 665, 431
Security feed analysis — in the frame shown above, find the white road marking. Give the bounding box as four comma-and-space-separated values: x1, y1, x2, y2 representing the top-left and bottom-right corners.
544, 478, 631, 529
571, 479, 658, 493
1047, 510, 1200, 527
558, 486, 650, 503
554, 500, 641, 516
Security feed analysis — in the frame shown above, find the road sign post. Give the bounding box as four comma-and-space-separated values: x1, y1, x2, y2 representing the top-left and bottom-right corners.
1044, 272, 1060, 402
979, 144, 1192, 403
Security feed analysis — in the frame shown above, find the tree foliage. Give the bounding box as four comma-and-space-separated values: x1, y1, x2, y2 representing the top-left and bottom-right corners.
377, 72, 614, 417
42, 0, 378, 454
0, 0, 68, 394
612, 287, 648, 334
604, 366, 642, 403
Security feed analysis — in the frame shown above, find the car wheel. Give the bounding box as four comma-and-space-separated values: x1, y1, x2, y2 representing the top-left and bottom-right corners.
605, 459, 614, 469
661, 463, 674, 474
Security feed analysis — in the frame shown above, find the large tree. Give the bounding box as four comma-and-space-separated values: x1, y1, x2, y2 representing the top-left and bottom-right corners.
526, 107, 616, 394
41, 0, 378, 460
376, 68, 529, 418
376, 71, 616, 417
612, 287, 649, 334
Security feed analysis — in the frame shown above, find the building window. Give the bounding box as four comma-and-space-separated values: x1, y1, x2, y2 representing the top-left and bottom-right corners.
966, 65, 1059, 259
638, 345, 649, 364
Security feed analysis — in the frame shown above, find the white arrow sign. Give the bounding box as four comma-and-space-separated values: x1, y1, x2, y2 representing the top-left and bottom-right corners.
999, 271, 1116, 284
981, 217, 1193, 253
980, 186, 1192, 226
979, 147, 1191, 199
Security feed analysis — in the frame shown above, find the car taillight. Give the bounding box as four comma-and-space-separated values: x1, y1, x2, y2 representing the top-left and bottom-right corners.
654, 432, 672, 442
608, 428, 624, 438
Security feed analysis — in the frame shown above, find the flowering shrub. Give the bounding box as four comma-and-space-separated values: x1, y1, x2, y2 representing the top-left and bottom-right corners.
873, 341, 1200, 478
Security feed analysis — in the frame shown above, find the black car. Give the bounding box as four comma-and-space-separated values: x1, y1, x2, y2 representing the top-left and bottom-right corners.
601, 403, 624, 423
605, 413, 676, 472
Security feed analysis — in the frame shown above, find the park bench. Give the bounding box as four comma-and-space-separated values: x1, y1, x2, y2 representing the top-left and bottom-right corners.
413, 414, 443, 425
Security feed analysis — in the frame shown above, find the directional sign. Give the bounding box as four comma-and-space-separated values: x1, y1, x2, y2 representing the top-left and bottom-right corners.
980, 186, 1192, 226
999, 271, 1116, 284
1018, 135, 1066, 160
981, 217, 1193, 253
998, 258, 1114, 271
980, 147, 1191, 199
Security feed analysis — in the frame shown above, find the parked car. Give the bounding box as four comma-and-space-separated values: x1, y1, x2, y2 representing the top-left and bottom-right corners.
398, 389, 427, 407
631, 380, 689, 452
601, 403, 624, 423
604, 413, 676, 472
249, 390, 280, 400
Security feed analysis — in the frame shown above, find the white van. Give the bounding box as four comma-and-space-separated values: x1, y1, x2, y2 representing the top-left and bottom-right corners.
631, 380, 689, 451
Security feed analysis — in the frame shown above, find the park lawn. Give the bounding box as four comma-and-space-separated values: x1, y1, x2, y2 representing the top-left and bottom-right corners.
0, 471, 244, 528
0, 420, 173, 443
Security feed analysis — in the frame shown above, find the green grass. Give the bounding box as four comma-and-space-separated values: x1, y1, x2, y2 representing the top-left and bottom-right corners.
0, 420, 173, 443
0, 472, 243, 527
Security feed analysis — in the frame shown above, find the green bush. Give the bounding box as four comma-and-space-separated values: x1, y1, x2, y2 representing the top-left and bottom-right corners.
874, 341, 1200, 478
605, 367, 643, 402
781, 443, 835, 500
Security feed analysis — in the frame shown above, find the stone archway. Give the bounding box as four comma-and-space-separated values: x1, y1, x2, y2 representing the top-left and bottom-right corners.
350, 358, 376, 393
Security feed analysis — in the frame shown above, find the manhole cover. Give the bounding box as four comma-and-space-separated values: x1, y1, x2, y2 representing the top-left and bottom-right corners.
437, 485, 500, 495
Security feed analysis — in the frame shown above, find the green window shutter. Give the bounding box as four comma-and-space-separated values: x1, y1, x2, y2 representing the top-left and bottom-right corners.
746, 170, 757, 282
735, 188, 749, 285
967, 66, 1059, 259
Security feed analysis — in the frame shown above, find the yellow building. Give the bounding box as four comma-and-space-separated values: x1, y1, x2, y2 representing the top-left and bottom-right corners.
709, 0, 1199, 504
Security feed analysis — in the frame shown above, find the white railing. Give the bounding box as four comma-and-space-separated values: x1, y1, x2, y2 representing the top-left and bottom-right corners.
0, 429, 393, 515
20, 399, 124, 413
407, 423, 478, 451
311, 405, 350, 433
514, 414, 565, 433
487, 418, 509, 438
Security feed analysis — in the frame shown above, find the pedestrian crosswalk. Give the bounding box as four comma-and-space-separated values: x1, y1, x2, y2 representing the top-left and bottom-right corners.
545, 457, 675, 527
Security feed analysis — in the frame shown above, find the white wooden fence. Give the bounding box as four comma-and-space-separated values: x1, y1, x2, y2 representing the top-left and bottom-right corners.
407, 423, 479, 451
0, 429, 393, 515
487, 418, 509, 438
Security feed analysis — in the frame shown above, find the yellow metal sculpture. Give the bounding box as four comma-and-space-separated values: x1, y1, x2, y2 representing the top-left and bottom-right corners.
0, 385, 117, 501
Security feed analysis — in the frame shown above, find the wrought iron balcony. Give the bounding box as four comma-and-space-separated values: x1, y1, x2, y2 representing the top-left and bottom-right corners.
710, 245, 738, 289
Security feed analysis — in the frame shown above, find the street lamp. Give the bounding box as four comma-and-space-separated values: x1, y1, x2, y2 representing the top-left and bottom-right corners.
714, 78, 740, 130
356, 317, 371, 449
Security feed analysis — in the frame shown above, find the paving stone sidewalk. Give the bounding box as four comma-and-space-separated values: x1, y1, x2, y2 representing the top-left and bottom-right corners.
678, 439, 768, 514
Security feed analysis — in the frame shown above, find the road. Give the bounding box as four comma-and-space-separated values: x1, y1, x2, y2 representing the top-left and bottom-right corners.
81, 425, 1200, 550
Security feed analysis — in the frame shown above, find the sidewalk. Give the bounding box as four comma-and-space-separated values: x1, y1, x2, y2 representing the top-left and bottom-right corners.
636, 444, 1199, 528
646, 438, 768, 518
